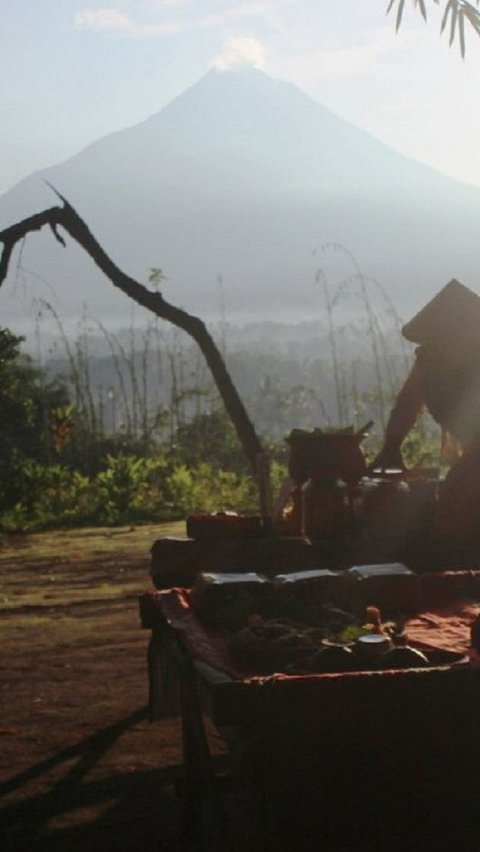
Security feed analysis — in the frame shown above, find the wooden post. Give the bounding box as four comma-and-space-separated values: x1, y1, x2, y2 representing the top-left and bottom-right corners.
256, 452, 272, 528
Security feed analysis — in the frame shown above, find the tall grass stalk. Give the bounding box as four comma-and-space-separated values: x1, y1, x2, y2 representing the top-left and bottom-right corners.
317, 268, 344, 425
94, 320, 133, 434
41, 301, 86, 419
318, 244, 388, 429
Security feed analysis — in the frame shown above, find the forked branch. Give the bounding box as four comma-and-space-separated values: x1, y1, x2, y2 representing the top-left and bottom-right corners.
0, 192, 266, 481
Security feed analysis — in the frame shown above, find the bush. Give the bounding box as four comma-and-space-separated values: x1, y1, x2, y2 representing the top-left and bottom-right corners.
0, 328, 70, 511
0, 455, 262, 531
171, 408, 248, 474
0, 462, 98, 531
164, 462, 257, 515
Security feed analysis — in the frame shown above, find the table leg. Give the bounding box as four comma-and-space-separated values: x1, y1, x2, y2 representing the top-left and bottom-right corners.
178, 651, 232, 852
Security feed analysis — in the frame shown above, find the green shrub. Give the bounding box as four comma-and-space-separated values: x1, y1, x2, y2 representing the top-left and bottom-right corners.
0, 462, 97, 531
164, 462, 257, 515
0, 455, 261, 531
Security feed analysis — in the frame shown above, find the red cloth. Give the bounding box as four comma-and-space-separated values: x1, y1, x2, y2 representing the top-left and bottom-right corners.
155, 587, 479, 680
405, 600, 480, 653
157, 588, 245, 678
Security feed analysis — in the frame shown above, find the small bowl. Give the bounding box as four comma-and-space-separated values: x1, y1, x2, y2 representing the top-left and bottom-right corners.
354, 634, 392, 664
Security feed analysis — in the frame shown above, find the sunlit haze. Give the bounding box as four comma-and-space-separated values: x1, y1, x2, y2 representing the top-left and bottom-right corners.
2, 0, 480, 195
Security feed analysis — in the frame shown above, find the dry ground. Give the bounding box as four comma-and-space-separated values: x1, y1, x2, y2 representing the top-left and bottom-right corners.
5, 525, 480, 852
0, 522, 189, 852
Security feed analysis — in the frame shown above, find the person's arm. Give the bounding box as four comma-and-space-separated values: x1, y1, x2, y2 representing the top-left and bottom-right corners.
370, 362, 425, 470
271, 477, 295, 528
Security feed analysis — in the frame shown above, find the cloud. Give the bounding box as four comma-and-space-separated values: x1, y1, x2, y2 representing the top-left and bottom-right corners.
75, 2, 282, 39
200, 2, 278, 29
74, 7, 183, 36
209, 36, 267, 70
147, 1, 183, 6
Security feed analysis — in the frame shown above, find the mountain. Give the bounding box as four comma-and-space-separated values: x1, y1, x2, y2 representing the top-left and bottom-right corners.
1, 67, 480, 329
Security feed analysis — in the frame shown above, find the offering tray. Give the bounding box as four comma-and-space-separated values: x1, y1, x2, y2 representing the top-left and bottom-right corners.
140, 568, 480, 851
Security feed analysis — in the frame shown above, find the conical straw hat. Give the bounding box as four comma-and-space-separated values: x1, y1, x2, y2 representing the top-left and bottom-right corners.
402, 279, 480, 360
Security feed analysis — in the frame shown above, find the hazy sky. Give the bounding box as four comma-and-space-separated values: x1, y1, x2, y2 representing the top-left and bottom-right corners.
2, 0, 480, 196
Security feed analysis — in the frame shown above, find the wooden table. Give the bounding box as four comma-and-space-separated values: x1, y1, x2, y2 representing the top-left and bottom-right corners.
149, 532, 480, 591
140, 573, 480, 851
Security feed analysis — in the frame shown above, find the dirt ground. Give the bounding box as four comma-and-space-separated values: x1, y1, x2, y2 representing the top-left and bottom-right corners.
0, 522, 191, 852
5, 525, 480, 852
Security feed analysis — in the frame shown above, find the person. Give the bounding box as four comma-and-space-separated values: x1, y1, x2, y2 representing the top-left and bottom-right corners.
373, 278, 480, 547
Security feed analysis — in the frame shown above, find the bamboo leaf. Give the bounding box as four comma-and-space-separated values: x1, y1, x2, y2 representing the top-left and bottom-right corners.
396, 0, 407, 32
415, 0, 427, 22
463, 2, 480, 36
450, 2, 459, 45
441, 0, 452, 32
459, 7, 466, 56
398, 0, 407, 31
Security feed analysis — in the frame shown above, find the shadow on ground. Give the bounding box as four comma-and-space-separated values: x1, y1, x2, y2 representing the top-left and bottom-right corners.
0, 707, 182, 852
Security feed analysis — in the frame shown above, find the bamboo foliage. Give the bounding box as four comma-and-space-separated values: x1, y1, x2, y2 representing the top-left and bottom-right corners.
387, 0, 480, 56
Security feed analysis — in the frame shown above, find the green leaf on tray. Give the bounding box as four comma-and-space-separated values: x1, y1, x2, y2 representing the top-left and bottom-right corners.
339, 624, 369, 643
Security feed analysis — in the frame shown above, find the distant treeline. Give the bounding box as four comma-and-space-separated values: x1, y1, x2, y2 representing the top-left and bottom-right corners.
0, 309, 441, 532
38, 310, 414, 442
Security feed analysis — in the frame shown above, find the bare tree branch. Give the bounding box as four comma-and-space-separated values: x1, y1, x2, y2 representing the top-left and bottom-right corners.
0, 193, 266, 479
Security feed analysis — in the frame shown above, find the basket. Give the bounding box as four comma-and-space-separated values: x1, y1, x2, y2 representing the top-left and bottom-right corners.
186, 512, 264, 540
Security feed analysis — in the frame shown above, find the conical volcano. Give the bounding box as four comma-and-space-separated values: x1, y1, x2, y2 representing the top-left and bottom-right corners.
1, 67, 479, 326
